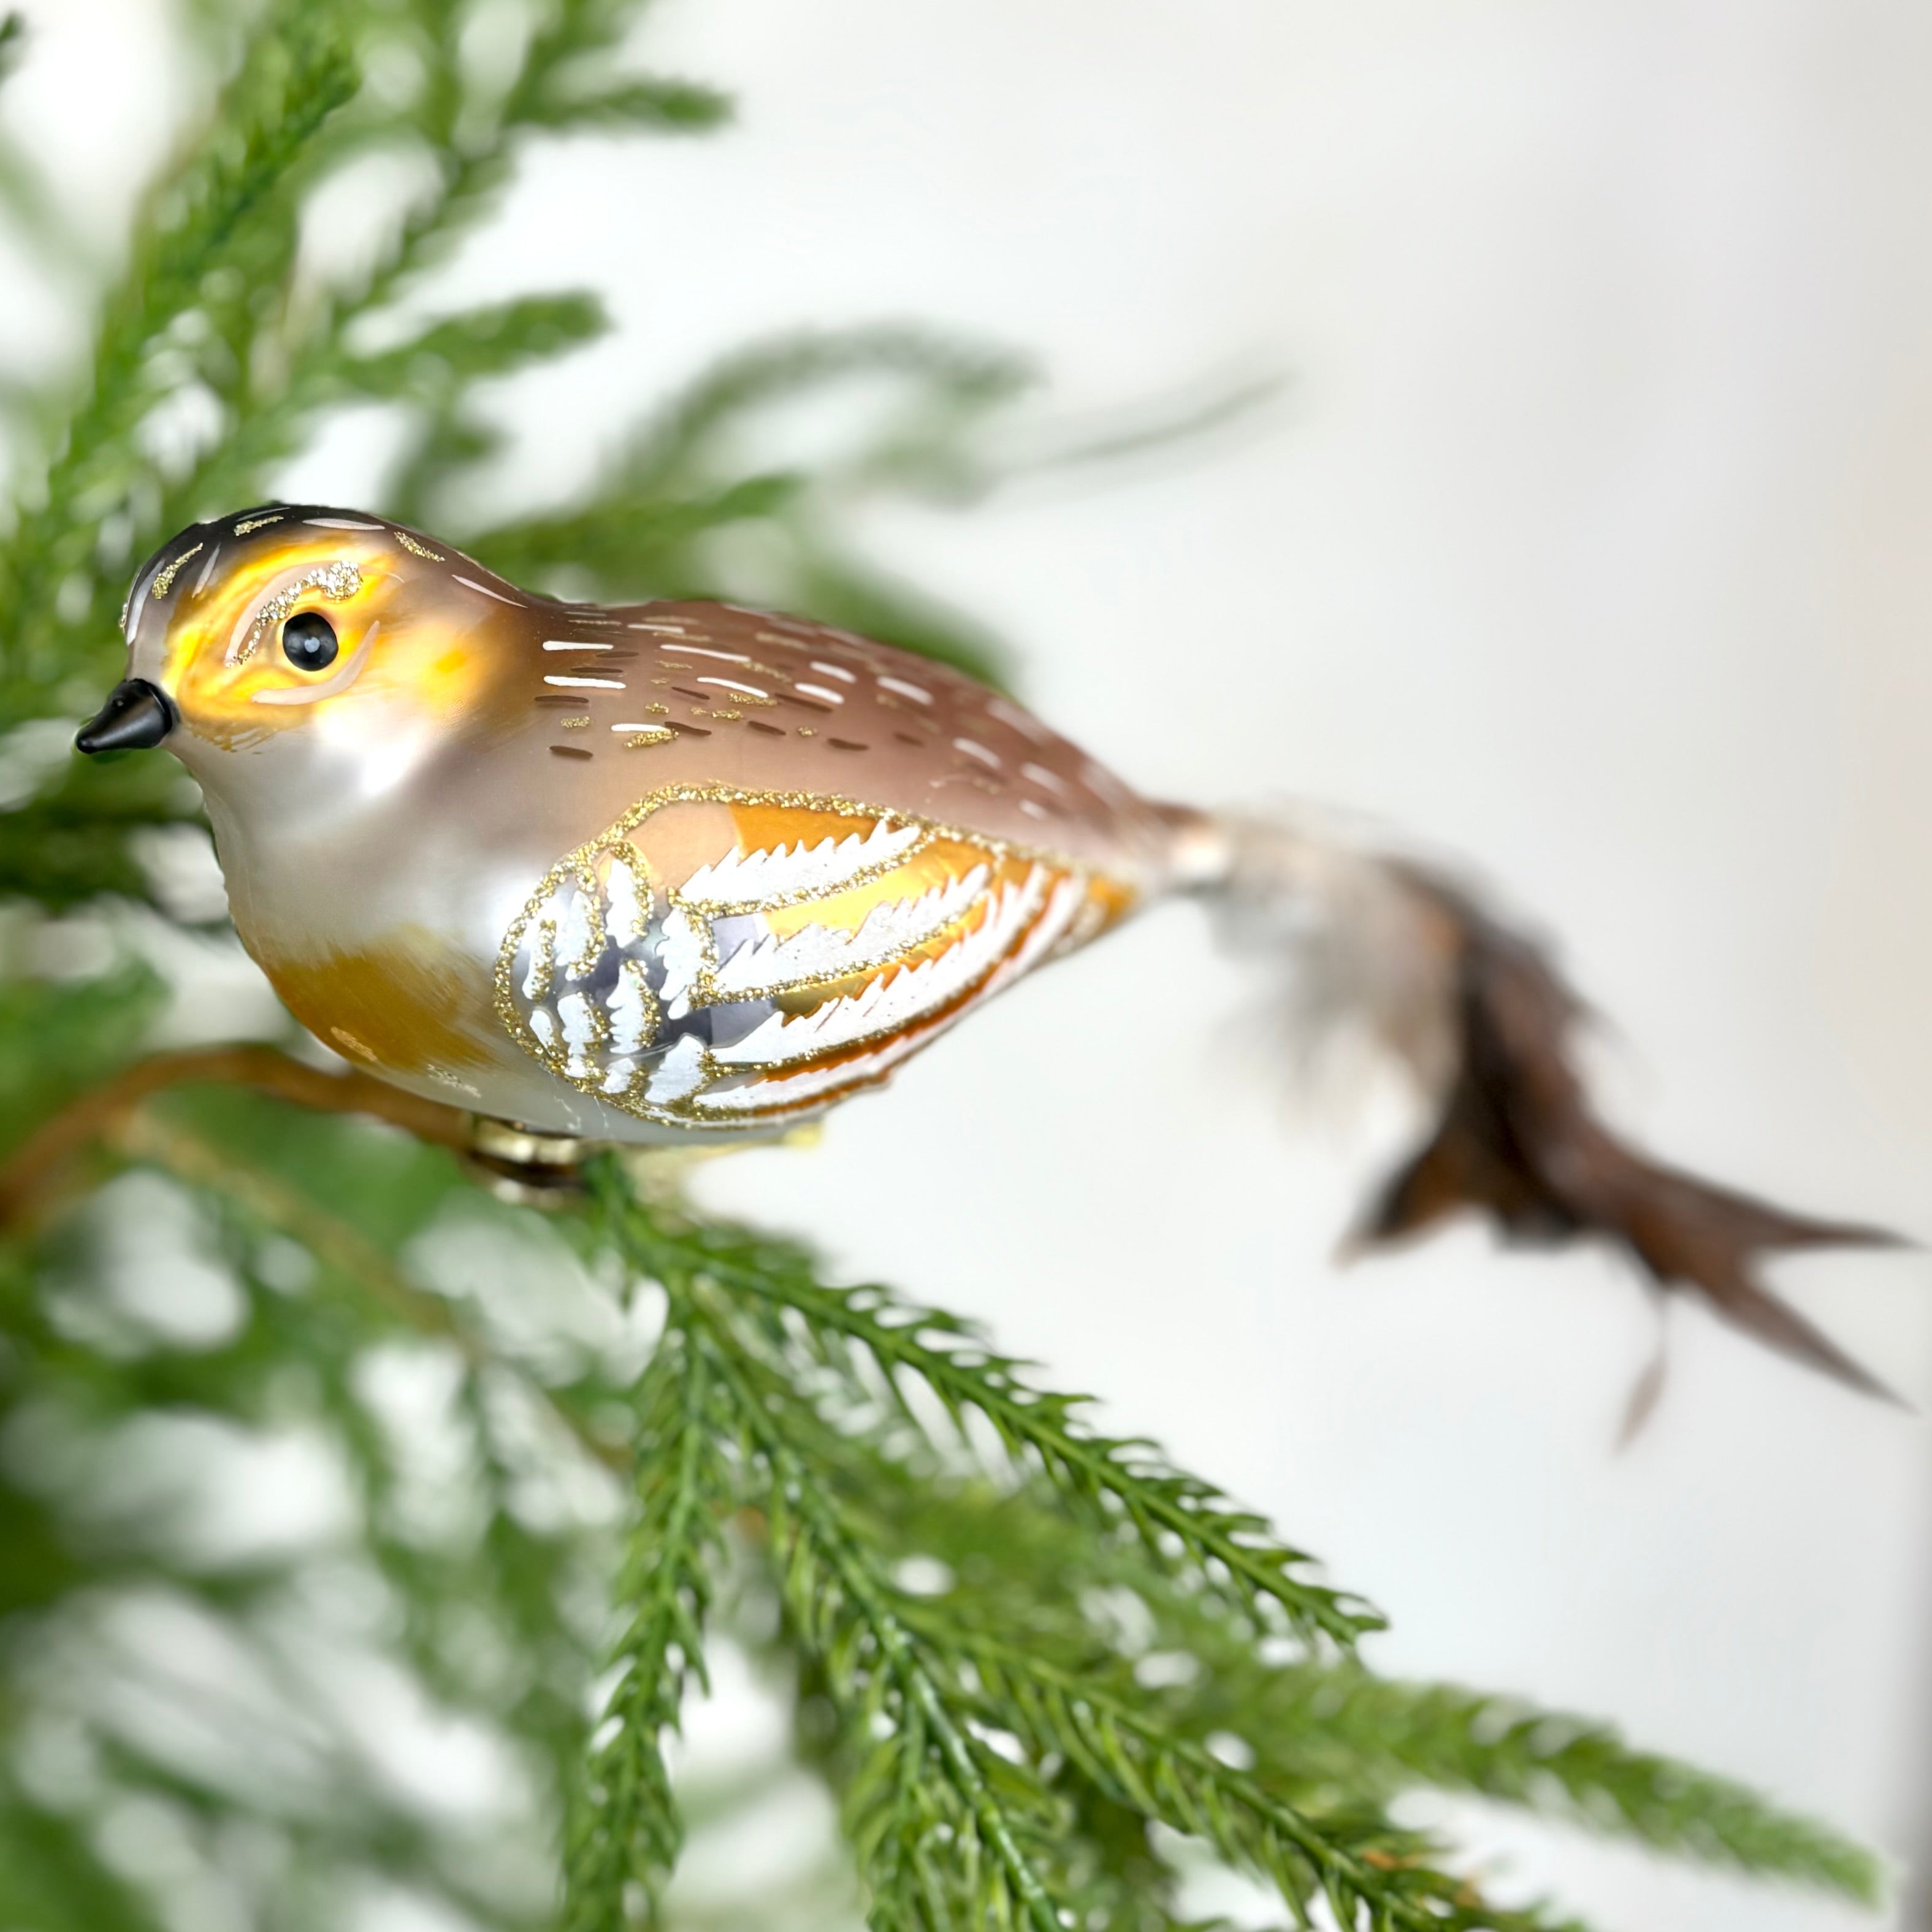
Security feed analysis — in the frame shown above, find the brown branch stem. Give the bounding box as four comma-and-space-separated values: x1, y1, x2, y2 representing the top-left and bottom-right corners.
0, 1044, 474, 1229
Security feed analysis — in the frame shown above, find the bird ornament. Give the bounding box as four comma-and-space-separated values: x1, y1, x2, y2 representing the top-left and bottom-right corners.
77, 504, 1900, 1403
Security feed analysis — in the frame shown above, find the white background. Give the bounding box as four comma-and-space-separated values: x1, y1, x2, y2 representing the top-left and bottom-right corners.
6, 2, 1931, 1928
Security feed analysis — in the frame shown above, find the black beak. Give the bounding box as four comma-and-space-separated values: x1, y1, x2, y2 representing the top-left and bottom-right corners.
75, 679, 175, 754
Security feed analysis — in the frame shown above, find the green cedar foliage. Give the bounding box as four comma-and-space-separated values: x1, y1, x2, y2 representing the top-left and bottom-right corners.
0, 2, 1885, 1928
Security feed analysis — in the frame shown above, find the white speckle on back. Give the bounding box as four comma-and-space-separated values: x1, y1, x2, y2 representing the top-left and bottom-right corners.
988, 695, 1054, 745
1081, 760, 1132, 810
452, 575, 521, 606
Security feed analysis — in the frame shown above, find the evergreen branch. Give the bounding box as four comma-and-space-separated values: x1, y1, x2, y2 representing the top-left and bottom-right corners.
0, 17, 82, 280
564, 1316, 731, 1928
339, 294, 613, 399
0, 7, 358, 692
919, 1619, 1580, 1932
465, 473, 806, 585
617, 329, 1033, 489
0, 1770, 170, 1932
840, 1457, 1884, 1906
594, 1179, 1380, 1653
523, 75, 734, 132
1215, 1665, 1885, 1904
604, 1209, 1553, 1932
687, 1285, 1074, 1932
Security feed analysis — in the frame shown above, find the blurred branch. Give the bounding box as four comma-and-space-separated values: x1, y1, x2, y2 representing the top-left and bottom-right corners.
0, 1043, 471, 1226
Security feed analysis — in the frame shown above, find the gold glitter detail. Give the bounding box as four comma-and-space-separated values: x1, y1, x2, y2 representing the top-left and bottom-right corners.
524, 918, 557, 1003
150, 543, 203, 598
491, 784, 1130, 1131
495, 843, 664, 1115
560, 715, 590, 729
645, 702, 670, 716
689, 874, 1035, 1021
394, 529, 446, 561
625, 728, 675, 748
234, 513, 285, 535
229, 560, 362, 666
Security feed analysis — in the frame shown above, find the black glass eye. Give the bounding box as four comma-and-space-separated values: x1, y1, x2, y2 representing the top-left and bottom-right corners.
281, 611, 339, 671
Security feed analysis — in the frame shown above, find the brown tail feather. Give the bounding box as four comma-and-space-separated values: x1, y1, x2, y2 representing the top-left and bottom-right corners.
1361, 879, 1908, 1404
1190, 808, 1908, 1403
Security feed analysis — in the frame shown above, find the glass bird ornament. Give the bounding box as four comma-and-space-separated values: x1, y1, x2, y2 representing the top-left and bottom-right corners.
78, 505, 1899, 1402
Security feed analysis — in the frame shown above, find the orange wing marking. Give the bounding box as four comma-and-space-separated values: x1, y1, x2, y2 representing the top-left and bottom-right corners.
495, 787, 1134, 1130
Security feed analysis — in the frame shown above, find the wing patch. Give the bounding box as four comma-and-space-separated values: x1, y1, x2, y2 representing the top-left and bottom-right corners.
495, 787, 1132, 1129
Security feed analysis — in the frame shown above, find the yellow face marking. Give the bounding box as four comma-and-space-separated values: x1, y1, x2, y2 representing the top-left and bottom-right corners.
139, 524, 502, 750
143, 532, 384, 747
226, 560, 363, 666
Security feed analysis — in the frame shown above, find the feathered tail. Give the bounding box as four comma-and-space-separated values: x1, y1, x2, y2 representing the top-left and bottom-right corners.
1161, 805, 1906, 1405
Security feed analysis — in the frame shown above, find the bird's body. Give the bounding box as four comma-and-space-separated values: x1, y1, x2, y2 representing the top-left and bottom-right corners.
80, 501, 1900, 1403
102, 506, 1182, 1140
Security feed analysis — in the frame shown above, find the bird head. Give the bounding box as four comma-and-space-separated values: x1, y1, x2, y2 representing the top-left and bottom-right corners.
76, 506, 508, 800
